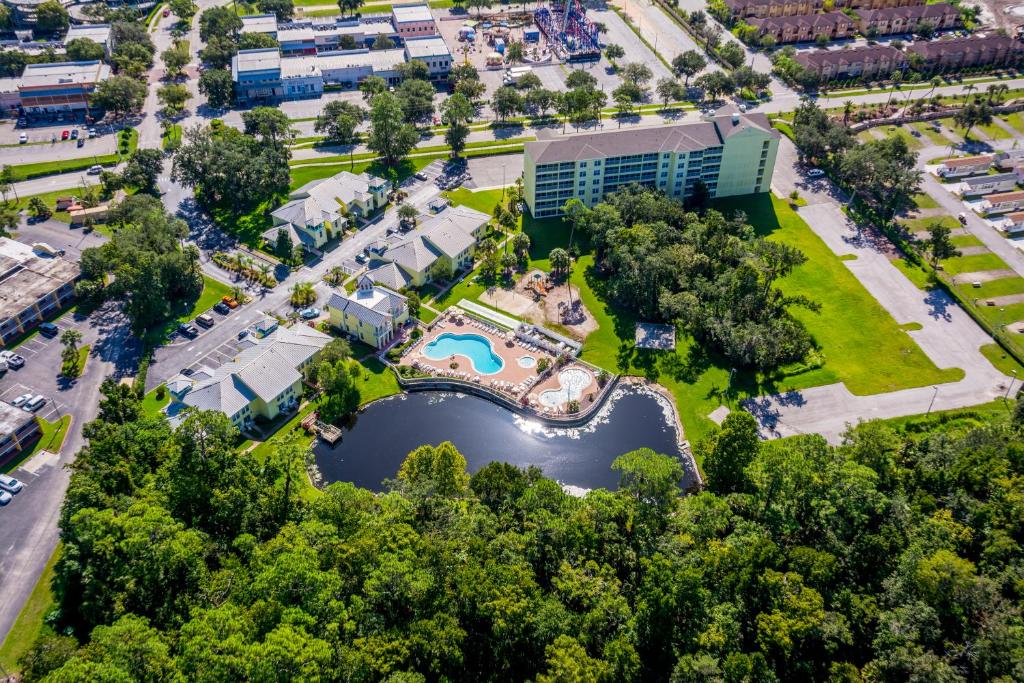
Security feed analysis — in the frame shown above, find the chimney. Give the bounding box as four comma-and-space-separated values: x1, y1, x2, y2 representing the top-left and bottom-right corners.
731, 112, 740, 125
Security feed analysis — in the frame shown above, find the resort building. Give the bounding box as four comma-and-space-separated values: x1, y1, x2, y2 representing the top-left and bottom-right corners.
793, 45, 906, 81
391, 4, 438, 37
325, 275, 409, 348
367, 204, 491, 287
747, 12, 854, 44
0, 402, 40, 465
17, 60, 110, 114
0, 238, 79, 346
63, 24, 113, 56
523, 109, 780, 218
857, 3, 958, 36
958, 172, 1018, 197
165, 324, 332, 431
265, 171, 390, 251
936, 155, 993, 178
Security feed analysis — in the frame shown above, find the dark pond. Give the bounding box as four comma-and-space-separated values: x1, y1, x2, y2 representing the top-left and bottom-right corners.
312, 385, 698, 493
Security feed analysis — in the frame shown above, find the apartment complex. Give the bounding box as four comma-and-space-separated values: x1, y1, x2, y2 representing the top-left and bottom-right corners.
0, 402, 40, 465
858, 3, 958, 36
0, 238, 79, 346
726, 0, 922, 19
326, 276, 409, 349
17, 60, 110, 114
523, 110, 780, 218
794, 44, 907, 80
748, 12, 854, 44
906, 35, 1023, 71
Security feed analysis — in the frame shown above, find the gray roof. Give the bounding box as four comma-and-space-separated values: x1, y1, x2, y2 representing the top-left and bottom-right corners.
525, 114, 776, 164
391, 3, 433, 23
366, 261, 413, 290
326, 282, 406, 329
0, 401, 35, 437
176, 325, 330, 418
386, 237, 441, 273
963, 172, 1018, 187
382, 204, 490, 273
263, 222, 320, 249
0, 238, 80, 321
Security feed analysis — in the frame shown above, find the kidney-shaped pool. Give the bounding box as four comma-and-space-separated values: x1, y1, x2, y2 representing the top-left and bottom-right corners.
422, 332, 504, 375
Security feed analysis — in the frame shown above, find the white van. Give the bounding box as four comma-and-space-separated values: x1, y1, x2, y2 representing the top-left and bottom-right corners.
32, 242, 58, 257
23, 395, 46, 412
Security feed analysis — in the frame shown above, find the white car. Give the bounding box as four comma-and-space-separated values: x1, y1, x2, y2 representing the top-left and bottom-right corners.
0, 474, 23, 494
18, 133, 27, 144
807, 169, 825, 178
87, 165, 103, 175
10, 392, 32, 407
0, 490, 11, 506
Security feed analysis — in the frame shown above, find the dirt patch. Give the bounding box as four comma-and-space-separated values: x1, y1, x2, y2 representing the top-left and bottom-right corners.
954, 268, 1019, 283
508, 269, 599, 340
479, 286, 536, 318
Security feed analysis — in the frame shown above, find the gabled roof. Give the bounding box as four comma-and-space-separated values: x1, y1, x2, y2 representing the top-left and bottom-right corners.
366, 261, 414, 290
963, 172, 1017, 186
263, 221, 321, 249
941, 155, 993, 168
386, 237, 441, 273
907, 34, 1023, 61
326, 284, 407, 329
272, 171, 388, 231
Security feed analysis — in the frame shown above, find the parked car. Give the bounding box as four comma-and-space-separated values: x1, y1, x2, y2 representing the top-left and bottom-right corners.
958, 212, 968, 224
221, 296, 239, 309
238, 329, 250, 340
213, 302, 230, 314
60, 130, 69, 140
18, 133, 27, 144
178, 323, 198, 337
807, 168, 825, 178
23, 395, 46, 412
195, 313, 215, 328
0, 490, 11, 506
70, 129, 78, 139
77, 138, 85, 148
181, 367, 194, 376
0, 474, 24, 494
414, 172, 428, 181
87, 165, 103, 175
38, 322, 58, 337
355, 253, 367, 264
299, 307, 320, 319
0, 351, 24, 369
87, 128, 96, 138
11, 392, 32, 407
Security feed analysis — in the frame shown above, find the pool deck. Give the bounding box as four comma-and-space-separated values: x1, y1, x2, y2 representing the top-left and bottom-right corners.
400, 316, 602, 413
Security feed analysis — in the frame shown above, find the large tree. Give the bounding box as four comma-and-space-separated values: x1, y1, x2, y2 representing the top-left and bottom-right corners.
35, 0, 69, 34
365, 92, 418, 166
66, 38, 105, 61
91, 76, 147, 119
198, 68, 233, 108
314, 100, 365, 144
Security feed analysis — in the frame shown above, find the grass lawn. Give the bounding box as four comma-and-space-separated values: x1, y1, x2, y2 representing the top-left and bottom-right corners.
2, 415, 71, 474
4, 129, 137, 181
970, 276, 1024, 299
445, 187, 506, 215
980, 343, 1024, 376
142, 384, 170, 418
976, 120, 1013, 140
1002, 111, 1024, 134
418, 306, 438, 323
976, 302, 1024, 328
901, 215, 961, 233
892, 257, 933, 290
941, 252, 1009, 275
184, 276, 233, 322
161, 124, 182, 151
519, 195, 961, 444
911, 191, 940, 209
910, 121, 951, 146
882, 399, 1013, 434
0, 545, 59, 675
62, 344, 90, 378
882, 125, 923, 150
951, 234, 984, 248
357, 357, 401, 405
14, 186, 100, 223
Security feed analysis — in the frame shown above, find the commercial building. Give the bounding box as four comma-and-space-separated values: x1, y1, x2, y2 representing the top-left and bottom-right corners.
523, 109, 780, 218
747, 12, 853, 44
403, 36, 452, 78
0, 77, 20, 115
326, 275, 409, 348
857, 4, 958, 36
366, 204, 491, 287
17, 60, 110, 114
0, 238, 79, 346
265, 171, 391, 251
165, 324, 332, 431
391, 4, 438, 37
794, 44, 907, 81
278, 27, 317, 55
63, 24, 113, 56
240, 13, 279, 37
0, 402, 40, 465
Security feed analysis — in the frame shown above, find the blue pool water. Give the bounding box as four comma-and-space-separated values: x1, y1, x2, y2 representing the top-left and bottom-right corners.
423, 333, 504, 375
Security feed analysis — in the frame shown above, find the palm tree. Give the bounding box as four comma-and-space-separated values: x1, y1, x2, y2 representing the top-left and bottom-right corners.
927, 76, 942, 101
258, 262, 271, 283
962, 83, 976, 104
885, 71, 903, 111
842, 100, 854, 125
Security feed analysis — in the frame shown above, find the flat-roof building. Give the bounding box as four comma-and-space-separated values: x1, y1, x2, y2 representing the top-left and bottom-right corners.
63, 23, 112, 55
18, 60, 110, 114
404, 36, 451, 78
391, 4, 437, 36
240, 13, 279, 37
0, 238, 80, 345
523, 109, 780, 217
277, 27, 316, 55
0, 402, 40, 465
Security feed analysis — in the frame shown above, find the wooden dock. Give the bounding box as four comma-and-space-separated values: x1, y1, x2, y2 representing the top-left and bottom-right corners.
301, 412, 343, 445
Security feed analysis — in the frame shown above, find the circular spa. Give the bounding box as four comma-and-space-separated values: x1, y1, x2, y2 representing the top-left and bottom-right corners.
539, 367, 593, 408
517, 355, 537, 369
422, 332, 504, 375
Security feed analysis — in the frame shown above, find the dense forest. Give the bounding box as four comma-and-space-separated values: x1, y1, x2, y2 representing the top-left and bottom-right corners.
19, 381, 1024, 682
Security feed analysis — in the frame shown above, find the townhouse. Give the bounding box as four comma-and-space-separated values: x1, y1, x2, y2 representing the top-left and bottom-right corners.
906, 35, 1024, 72
858, 3, 958, 36
523, 109, 780, 218
725, 0, 921, 19
793, 44, 906, 81
748, 12, 853, 44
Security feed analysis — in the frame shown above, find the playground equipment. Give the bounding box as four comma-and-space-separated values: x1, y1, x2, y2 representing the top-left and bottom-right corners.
533, 0, 600, 61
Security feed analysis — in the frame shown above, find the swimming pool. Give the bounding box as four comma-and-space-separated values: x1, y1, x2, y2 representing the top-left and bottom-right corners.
423, 333, 504, 375
518, 356, 537, 368
539, 368, 593, 408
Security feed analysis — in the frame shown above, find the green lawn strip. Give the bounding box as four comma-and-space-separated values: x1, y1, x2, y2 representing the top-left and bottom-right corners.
977, 120, 1012, 140
900, 214, 960, 233
0, 544, 60, 675
969, 276, 1024, 299
418, 306, 438, 323
881, 398, 1012, 433
186, 276, 233, 321
980, 342, 1024, 376
68, 344, 90, 377
4, 129, 137, 181
892, 257, 933, 290
941, 252, 1009, 276
880, 125, 923, 150
161, 124, 182, 151
951, 234, 984, 248
911, 192, 940, 209
1002, 111, 1024, 134
1, 415, 71, 474
910, 122, 951, 146
975, 301, 1024, 329
142, 384, 171, 417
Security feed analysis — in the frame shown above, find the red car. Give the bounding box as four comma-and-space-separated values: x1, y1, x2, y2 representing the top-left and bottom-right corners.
60, 130, 69, 140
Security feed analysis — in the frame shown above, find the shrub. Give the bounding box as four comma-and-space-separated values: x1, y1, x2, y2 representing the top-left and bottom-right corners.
567, 399, 580, 413
155, 385, 165, 400
537, 357, 550, 373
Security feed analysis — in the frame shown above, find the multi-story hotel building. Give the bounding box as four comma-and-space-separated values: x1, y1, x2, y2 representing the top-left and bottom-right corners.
523, 110, 780, 218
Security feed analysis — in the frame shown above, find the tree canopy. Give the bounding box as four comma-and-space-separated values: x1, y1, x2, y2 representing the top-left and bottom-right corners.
25, 380, 1024, 681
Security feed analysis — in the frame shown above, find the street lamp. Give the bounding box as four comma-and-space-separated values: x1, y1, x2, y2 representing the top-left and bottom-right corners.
1004, 369, 1018, 402
925, 385, 939, 416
